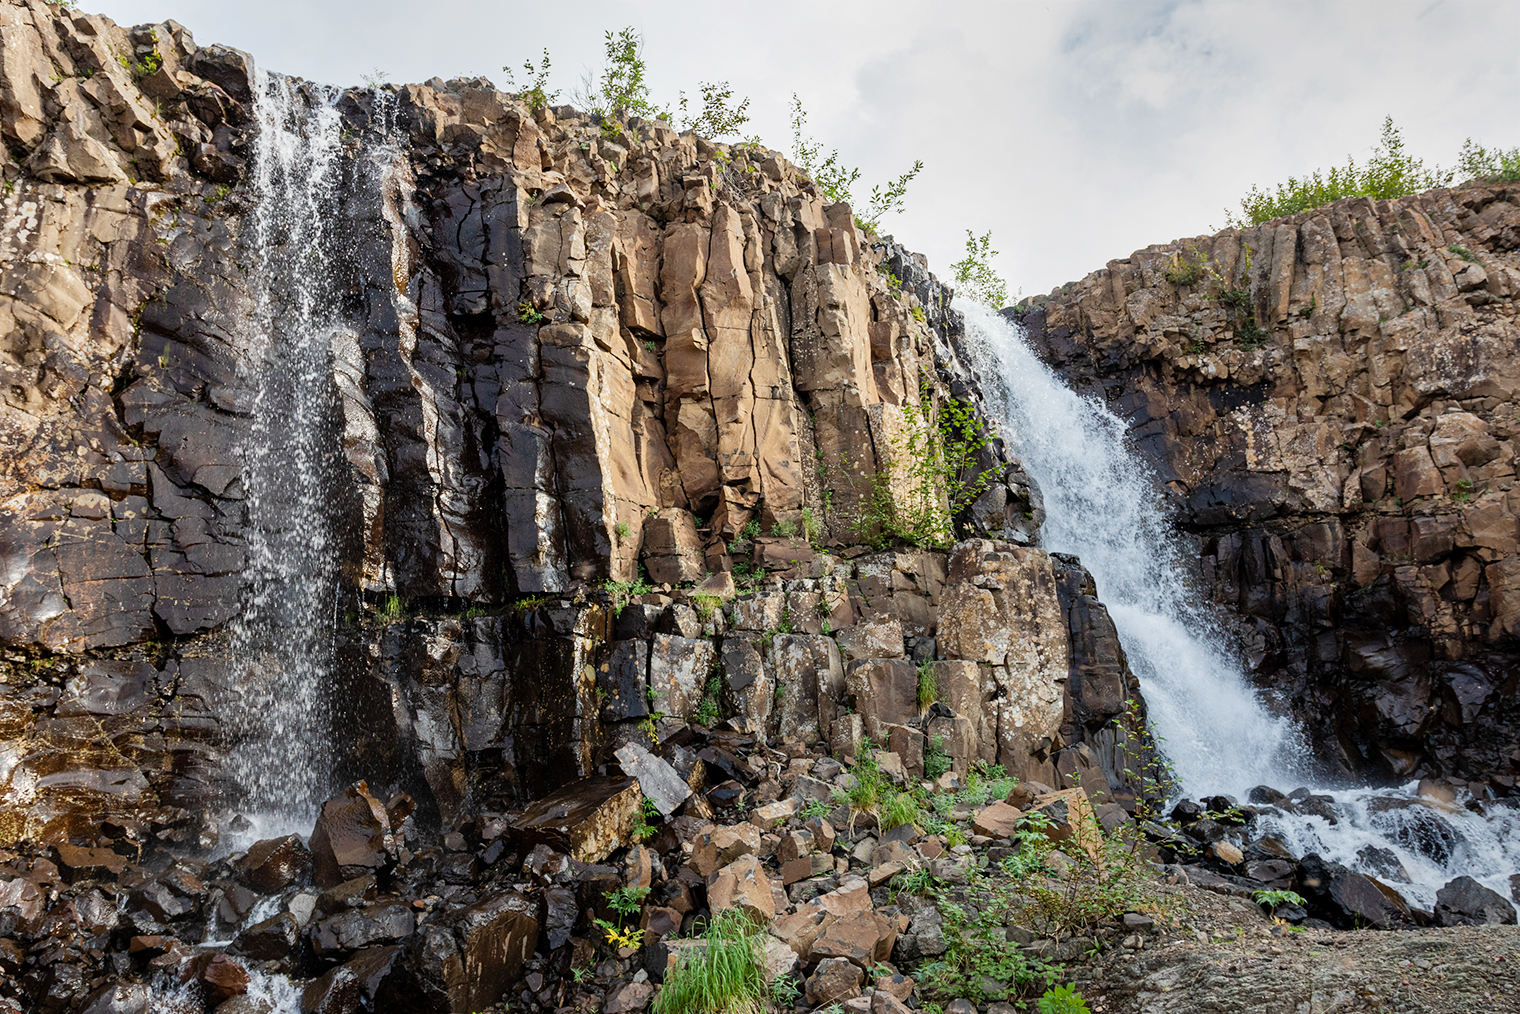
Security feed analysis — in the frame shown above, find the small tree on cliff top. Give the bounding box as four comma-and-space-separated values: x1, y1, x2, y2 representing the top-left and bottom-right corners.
952, 229, 1009, 309
790, 93, 924, 233
515, 27, 749, 138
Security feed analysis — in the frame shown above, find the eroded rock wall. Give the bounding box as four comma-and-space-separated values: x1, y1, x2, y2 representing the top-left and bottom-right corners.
0, 0, 1139, 848
1018, 186, 1520, 787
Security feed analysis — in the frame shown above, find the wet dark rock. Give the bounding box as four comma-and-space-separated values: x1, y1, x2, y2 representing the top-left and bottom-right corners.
310, 901, 417, 960
178, 951, 250, 1006
1247, 785, 1288, 806
1355, 845, 1411, 883
404, 890, 538, 1012
317, 875, 378, 916
1434, 876, 1517, 926
233, 911, 300, 962
1297, 854, 1407, 930
300, 944, 416, 1014
1376, 802, 1467, 866
236, 834, 312, 893
1184, 818, 1227, 843
310, 783, 396, 889
76, 981, 150, 1014
1170, 799, 1204, 824
1242, 859, 1296, 889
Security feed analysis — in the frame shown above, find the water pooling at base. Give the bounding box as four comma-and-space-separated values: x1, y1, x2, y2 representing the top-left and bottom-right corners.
958, 301, 1519, 908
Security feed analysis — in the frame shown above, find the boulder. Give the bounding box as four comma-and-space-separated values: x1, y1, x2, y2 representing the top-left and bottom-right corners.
177, 951, 249, 1006
1023, 788, 1099, 857
689, 824, 762, 878
1297, 854, 1407, 930
310, 901, 417, 959
614, 742, 691, 817
404, 890, 539, 1013
707, 855, 776, 924
507, 774, 642, 863
806, 956, 864, 1006
971, 801, 1024, 839
236, 834, 312, 893
310, 783, 396, 890
233, 911, 299, 962
809, 909, 897, 968
1434, 876, 1517, 926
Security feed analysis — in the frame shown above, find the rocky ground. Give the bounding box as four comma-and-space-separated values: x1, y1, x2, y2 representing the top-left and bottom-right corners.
3, 711, 1517, 1014
1076, 887, 1520, 1014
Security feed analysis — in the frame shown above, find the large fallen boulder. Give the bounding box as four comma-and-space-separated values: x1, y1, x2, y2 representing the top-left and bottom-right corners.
507, 775, 642, 863
309, 783, 397, 890
1434, 876, 1517, 926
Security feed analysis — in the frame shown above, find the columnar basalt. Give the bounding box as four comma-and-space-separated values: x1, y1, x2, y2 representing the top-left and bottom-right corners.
0, 0, 1119, 852
1018, 187, 1520, 787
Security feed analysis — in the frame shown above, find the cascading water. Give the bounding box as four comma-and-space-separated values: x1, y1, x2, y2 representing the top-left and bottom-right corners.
956, 301, 1305, 796
958, 300, 1519, 909
223, 72, 348, 835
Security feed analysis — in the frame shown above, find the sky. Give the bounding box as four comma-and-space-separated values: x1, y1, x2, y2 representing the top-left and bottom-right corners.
91, 0, 1520, 300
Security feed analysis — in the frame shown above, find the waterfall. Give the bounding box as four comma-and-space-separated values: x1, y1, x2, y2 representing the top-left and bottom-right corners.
224, 72, 348, 832
957, 301, 1305, 798
957, 301, 1519, 909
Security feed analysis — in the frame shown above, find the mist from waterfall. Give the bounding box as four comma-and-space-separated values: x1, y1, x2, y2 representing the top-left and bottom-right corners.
224, 72, 347, 830
957, 301, 1306, 798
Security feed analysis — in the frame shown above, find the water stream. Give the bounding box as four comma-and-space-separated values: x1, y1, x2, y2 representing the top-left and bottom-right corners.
957, 300, 1519, 909
223, 72, 348, 839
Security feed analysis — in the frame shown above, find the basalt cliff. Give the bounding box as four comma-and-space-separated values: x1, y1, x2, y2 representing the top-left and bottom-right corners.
0, 3, 1517, 1014
1018, 188, 1520, 790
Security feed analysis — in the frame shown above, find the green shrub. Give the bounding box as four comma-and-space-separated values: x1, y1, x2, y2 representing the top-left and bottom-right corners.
652, 909, 768, 1014
951, 229, 1008, 309
880, 790, 922, 833
1163, 247, 1207, 286
1226, 117, 1452, 227
851, 384, 1000, 549
1458, 138, 1520, 184
504, 48, 556, 110
924, 735, 951, 781
603, 571, 652, 615
1039, 984, 1092, 1014
916, 659, 939, 712
789, 94, 923, 232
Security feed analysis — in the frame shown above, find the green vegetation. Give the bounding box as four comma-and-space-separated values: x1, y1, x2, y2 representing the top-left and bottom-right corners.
951, 229, 1009, 309
852, 385, 1000, 549
799, 796, 831, 821
630, 796, 659, 843
789, 94, 924, 233
651, 909, 769, 1014
1223, 116, 1520, 227
1447, 243, 1479, 263
603, 571, 653, 615
1163, 247, 1207, 286
1039, 984, 1093, 1014
504, 49, 557, 110
1457, 138, 1520, 184
615, 520, 632, 542
378, 594, 406, 623
694, 673, 723, 727
923, 734, 952, 781
1252, 888, 1306, 913
677, 80, 752, 138
916, 659, 939, 712
689, 593, 723, 624
518, 301, 547, 325
595, 886, 649, 950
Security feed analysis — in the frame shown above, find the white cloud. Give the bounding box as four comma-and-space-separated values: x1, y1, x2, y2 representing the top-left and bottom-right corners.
90, 0, 1520, 298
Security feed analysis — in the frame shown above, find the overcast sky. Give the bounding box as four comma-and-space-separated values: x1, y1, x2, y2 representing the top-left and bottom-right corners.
92, 0, 1520, 300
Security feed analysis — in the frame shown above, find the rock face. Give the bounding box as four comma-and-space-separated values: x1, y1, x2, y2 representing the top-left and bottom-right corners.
0, 0, 1079, 845
0, 0, 1164, 859
1018, 187, 1520, 786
